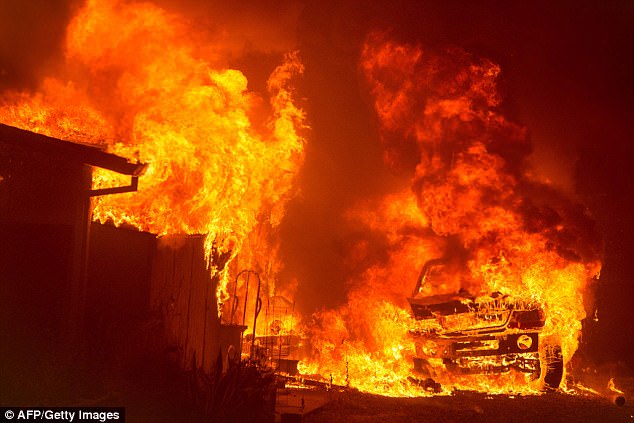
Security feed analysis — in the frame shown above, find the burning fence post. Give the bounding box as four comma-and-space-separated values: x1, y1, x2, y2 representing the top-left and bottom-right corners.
252, 275, 263, 361
233, 269, 263, 362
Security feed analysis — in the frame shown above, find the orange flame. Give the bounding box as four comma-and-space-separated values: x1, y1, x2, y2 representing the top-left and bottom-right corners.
0, 0, 306, 313
299, 32, 601, 396
608, 378, 624, 395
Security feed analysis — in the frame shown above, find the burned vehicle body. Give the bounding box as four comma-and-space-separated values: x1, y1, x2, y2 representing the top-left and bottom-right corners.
408, 259, 563, 389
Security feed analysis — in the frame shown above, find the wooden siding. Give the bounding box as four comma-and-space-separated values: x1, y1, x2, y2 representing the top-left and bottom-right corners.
151, 235, 222, 373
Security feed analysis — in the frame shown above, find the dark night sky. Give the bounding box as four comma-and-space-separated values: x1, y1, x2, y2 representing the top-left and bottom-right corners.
1, 0, 632, 367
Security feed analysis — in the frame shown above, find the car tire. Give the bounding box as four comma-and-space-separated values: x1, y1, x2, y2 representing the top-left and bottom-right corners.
541, 344, 564, 389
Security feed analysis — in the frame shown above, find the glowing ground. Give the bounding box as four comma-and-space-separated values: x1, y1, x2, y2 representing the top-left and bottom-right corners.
302, 386, 633, 423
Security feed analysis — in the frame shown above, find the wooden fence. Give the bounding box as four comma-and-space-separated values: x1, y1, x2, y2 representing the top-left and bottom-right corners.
150, 235, 222, 374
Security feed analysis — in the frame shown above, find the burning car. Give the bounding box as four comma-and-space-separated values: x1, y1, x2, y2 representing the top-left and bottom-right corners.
408, 259, 564, 390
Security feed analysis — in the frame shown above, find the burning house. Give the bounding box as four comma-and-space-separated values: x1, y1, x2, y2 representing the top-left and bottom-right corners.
0, 122, 285, 416
0, 123, 145, 401
0, 0, 306, 414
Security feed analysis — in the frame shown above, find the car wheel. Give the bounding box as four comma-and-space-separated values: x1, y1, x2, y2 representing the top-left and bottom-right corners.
541, 344, 564, 389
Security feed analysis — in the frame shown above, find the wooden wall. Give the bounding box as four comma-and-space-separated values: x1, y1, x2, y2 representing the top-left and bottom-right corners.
150, 235, 222, 374
86, 225, 228, 377
0, 138, 91, 403
85, 223, 156, 371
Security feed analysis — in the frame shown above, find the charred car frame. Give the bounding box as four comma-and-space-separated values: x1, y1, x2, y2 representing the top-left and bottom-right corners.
408, 259, 564, 390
